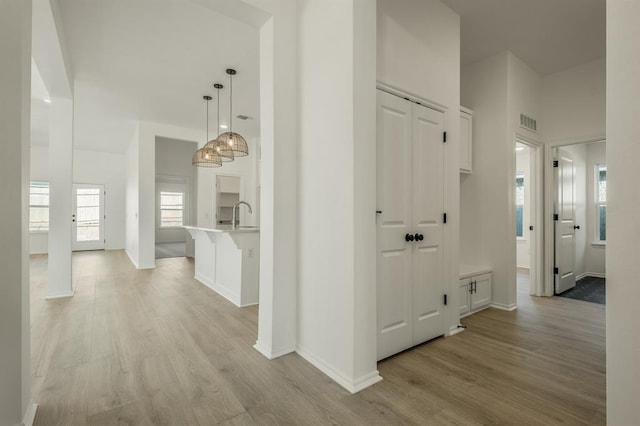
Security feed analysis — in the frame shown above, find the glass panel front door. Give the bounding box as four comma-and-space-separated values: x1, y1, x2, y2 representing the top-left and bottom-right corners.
73, 184, 105, 251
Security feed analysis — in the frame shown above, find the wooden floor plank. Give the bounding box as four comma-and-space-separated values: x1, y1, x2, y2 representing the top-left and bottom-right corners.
30, 253, 605, 425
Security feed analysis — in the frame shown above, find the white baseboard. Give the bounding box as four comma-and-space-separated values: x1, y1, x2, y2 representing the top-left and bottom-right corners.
447, 325, 466, 336
296, 346, 383, 394
584, 272, 606, 279
45, 290, 74, 300
490, 302, 518, 312
253, 341, 296, 360
23, 402, 38, 426
576, 272, 588, 280
195, 273, 243, 307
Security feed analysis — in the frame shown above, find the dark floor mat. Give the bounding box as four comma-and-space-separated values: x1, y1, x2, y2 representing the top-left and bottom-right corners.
557, 276, 605, 304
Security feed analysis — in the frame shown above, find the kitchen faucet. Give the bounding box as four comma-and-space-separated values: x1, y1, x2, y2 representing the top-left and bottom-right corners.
232, 201, 252, 229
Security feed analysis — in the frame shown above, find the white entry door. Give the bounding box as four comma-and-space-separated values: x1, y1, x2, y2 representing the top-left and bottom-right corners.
376, 90, 445, 361
72, 184, 105, 251
555, 149, 576, 293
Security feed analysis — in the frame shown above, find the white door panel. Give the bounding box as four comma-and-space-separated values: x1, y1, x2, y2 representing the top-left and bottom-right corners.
73, 184, 105, 251
411, 103, 445, 344
377, 91, 413, 359
555, 149, 576, 293
377, 90, 445, 360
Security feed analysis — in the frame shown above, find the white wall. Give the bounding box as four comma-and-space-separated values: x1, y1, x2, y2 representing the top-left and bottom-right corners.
460, 52, 510, 305
125, 123, 140, 266
585, 141, 606, 275
461, 51, 542, 309
516, 147, 531, 269
0, 0, 31, 424
606, 1, 640, 422
296, 0, 380, 393
29, 146, 127, 253
155, 137, 197, 245
542, 58, 606, 144
561, 144, 587, 279
378, 0, 461, 332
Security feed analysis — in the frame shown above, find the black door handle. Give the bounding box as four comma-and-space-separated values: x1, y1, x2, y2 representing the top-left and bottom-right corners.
405, 234, 414, 242
574, 225, 580, 230
414, 233, 424, 241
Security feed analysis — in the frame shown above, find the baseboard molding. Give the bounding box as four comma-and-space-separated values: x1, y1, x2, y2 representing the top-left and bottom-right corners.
195, 273, 243, 307
296, 346, 383, 394
448, 325, 466, 336
583, 272, 606, 279
125, 250, 139, 268
490, 302, 518, 312
45, 290, 74, 300
23, 402, 38, 426
253, 341, 296, 360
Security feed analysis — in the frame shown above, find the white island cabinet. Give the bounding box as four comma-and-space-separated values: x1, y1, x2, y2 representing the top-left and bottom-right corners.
184, 226, 260, 307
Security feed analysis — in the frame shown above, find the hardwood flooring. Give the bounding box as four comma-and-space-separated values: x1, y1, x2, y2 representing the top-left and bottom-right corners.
30, 253, 605, 425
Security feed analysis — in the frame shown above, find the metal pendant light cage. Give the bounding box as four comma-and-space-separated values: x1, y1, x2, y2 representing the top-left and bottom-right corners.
205, 83, 234, 162
193, 95, 222, 168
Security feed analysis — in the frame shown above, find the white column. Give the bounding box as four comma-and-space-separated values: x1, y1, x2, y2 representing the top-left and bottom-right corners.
254, 4, 299, 359
47, 98, 74, 298
606, 0, 640, 423
0, 0, 32, 424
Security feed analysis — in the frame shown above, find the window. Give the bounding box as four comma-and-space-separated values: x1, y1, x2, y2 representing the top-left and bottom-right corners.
160, 191, 184, 227
29, 182, 49, 232
515, 172, 524, 237
595, 164, 606, 242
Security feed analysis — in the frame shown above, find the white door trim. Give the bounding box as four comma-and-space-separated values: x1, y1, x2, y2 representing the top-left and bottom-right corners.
72, 183, 105, 251
514, 134, 544, 297
543, 136, 606, 296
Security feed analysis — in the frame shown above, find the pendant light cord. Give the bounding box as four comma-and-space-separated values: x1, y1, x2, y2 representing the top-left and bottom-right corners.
217, 87, 220, 137
206, 98, 209, 142
229, 73, 233, 134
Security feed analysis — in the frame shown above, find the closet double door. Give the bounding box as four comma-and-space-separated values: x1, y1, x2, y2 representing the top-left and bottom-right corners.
376, 90, 446, 361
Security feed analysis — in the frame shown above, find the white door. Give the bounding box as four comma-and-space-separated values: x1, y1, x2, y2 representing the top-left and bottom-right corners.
411, 103, 445, 344
376, 90, 414, 360
72, 184, 105, 251
376, 90, 445, 360
555, 149, 576, 293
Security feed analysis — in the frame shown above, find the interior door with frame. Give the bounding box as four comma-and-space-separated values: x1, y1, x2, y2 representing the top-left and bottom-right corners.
72, 184, 105, 251
376, 90, 414, 360
555, 148, 576, 293
376, 90, 446, 360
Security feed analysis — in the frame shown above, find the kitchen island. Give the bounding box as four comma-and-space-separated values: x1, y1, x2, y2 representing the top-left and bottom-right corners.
184, 226, 259, 307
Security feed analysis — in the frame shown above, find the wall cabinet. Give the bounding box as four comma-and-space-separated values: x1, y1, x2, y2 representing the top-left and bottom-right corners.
459, 266, 491, 317
460, 107, 473, 173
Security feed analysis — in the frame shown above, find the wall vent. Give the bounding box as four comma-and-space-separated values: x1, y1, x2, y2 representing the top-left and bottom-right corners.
520, 114, 537, 132
236, 114, 253, 120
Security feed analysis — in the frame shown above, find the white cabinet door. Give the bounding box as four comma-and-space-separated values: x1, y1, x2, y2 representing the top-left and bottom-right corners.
459, 278, 471, 317
412, 102, 446, 345
376, 90, 414, 360
470, 273, 492, 311
459, 109, 473, 173
376, 90, 446, 361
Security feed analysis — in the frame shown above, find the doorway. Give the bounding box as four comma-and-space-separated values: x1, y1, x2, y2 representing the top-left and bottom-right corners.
549, 140, 607, 303
514, 138, 543, 298
72, 184, 105, 251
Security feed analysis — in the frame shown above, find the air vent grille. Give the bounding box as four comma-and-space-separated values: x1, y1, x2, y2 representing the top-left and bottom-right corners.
236, 115, 253, 121
520, 114, 537, 132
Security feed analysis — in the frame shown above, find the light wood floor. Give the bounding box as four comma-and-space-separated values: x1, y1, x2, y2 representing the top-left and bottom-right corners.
30, 253, 605, 425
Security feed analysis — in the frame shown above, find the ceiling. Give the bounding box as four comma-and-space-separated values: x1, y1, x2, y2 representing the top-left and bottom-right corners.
49, 0, 260, 153
441, 0, 605, 75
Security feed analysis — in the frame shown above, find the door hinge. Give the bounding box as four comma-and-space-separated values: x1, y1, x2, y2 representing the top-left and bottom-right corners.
553, 214, 559, 221
443, 213, 447, 224
443, 131, 447, 143
553, 267, 559, 274
553, 160, 559, 168
444, 294, 448, 305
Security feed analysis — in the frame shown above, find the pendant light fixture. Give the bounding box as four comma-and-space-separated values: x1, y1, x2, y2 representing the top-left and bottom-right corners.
192, 96, 222, 168
205, 83, 234, 162
216, 68, 249, 157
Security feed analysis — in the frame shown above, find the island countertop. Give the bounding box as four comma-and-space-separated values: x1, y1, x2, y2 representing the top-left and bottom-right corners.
183, 225, 260, 234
